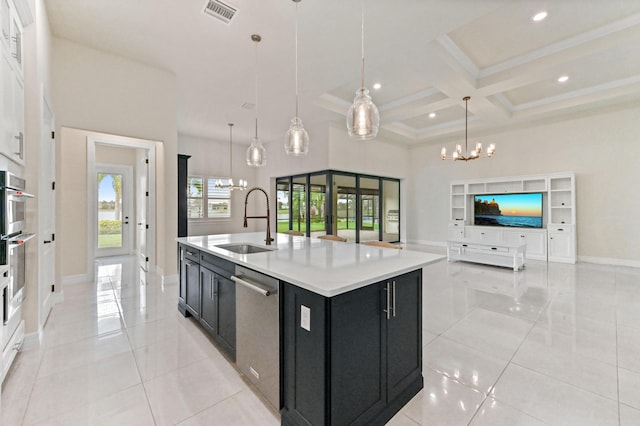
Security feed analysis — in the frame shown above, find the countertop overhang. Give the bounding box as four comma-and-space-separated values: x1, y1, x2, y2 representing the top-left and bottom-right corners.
177, 232, 444, 297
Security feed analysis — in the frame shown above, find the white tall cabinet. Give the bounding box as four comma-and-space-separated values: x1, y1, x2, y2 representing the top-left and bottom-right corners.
448, 172, 576, 264
0, 0, 26, 165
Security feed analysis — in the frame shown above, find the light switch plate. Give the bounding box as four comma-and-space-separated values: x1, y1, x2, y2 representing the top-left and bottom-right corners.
301, 305, 311, 331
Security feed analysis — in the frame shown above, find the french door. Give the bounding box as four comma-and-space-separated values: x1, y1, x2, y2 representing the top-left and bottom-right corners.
96, 165, 133, 257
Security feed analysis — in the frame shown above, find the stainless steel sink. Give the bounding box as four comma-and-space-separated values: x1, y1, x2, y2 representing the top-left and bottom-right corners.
215, 243, 276, 254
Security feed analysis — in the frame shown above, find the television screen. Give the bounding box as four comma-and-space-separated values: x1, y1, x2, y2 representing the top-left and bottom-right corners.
474, 193, 543, 228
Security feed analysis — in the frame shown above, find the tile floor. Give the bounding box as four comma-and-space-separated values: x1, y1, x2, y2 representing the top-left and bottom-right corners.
2, 250, 640, 425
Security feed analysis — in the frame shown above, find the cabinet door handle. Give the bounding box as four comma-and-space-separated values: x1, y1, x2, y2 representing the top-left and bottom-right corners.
392, 280, 396, 318
557, 228, 564, 231
14, 132, 23, 159
384, 283, 391, 320
211, 275, 214, 300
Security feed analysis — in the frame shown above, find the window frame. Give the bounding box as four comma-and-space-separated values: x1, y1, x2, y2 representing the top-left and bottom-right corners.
187, 176, 232, 221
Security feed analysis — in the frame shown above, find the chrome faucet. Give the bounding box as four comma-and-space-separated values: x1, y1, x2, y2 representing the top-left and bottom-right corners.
243, 187, 274, 245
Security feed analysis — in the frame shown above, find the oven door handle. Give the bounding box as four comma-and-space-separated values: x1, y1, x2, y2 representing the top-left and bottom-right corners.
5, 188, 35, 198
5, 233, 36, 244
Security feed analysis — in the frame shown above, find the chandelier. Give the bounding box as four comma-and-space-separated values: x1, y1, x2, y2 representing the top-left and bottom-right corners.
441, 96, 495, 161
215, 123, 247, 190
284, 0, 310, 156
246, 34, 267, 167
346, 0, 379, 140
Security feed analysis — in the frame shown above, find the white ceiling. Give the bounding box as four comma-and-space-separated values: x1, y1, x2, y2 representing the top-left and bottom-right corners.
44, 0, 640, 148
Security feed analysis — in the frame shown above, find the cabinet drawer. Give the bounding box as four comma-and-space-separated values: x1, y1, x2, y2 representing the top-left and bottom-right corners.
200, 252, 235, 277
548, 225, 573, 233
472, 244, 508, 253
182, 245, 200, 262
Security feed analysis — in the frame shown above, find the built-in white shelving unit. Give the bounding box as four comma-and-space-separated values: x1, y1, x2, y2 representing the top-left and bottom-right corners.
448, 172, 576, 264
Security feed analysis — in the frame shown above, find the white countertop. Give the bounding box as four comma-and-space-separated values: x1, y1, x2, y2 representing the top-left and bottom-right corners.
177, 232, 444, 297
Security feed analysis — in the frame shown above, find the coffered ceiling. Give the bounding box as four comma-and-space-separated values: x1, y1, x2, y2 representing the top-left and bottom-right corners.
44, 0, 640, 147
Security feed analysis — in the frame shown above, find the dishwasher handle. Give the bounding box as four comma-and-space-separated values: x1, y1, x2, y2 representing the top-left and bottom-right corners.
231, 275, 277, 297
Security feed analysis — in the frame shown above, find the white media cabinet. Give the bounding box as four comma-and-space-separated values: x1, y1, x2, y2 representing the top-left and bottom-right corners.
447, 239, 526, 271
448, 172, 576, 265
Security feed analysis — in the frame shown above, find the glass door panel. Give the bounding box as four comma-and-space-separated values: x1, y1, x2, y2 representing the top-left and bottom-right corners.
383, 179, 400, 242
360, 177, 380, 242
98, 172, 124, 249
276, 178, 290, 233
309, 173, 327, 237
333, 174, 356, 242
292, 176, 307, 233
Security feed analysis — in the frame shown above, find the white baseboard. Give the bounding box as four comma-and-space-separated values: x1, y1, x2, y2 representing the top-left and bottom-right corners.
406, 239, 447, 247
579, 255, 640, 269
61, 273, 92, 285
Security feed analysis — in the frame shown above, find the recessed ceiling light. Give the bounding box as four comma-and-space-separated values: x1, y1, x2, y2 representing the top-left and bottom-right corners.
533, 11, 547, 22
373, 83, 382, 90
557, 75, 569, 83
429, 112, 436, 118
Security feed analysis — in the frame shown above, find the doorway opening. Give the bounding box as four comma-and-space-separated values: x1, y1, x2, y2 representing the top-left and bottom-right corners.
87, 135, 157, 278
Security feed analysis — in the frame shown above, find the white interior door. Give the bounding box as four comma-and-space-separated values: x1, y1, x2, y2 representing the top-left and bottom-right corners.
96, 164, 133, 257
39, 93, 55, 325
136, 152, 149, 271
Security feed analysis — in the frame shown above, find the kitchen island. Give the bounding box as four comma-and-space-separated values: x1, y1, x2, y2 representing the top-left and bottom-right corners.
177, 232, 443, 425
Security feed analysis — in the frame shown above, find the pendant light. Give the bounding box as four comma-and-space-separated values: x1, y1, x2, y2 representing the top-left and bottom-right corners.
215, 123, 247, 190
246, 34, 266, 167
346, 0, 379, 140
440, 96, 496, 162
284, 0, 309, 156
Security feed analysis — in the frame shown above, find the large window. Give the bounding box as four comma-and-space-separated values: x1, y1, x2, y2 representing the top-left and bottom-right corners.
276, 170, 400, 242
188, 176, 231, 219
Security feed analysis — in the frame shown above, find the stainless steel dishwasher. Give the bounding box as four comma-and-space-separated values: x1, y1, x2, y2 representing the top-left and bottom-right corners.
232, 265, 279, 411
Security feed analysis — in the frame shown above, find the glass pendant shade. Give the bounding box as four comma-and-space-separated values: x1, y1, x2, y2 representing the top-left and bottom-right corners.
347, 0, 379, 140
247, 34, 266, 167
285, 0, 309, 156
284, 117, 309, 155
347, 88, 379, 140
246, 137, 266, 167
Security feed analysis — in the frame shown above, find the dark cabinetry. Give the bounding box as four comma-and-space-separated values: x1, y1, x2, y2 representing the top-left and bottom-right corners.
177, 243, 236, 360
178, 244, 200, 318
282, 269, 423, 425
200, 256, 236, 360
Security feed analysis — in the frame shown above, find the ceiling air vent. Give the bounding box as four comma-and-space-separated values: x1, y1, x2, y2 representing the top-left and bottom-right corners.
203, 0, 237, 24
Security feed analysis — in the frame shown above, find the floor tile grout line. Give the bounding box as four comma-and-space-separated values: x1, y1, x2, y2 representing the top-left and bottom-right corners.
466, 293, 550, 426
104, 258, 159, 426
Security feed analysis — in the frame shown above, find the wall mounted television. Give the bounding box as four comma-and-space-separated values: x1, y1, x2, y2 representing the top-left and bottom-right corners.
474, 193, 543, 228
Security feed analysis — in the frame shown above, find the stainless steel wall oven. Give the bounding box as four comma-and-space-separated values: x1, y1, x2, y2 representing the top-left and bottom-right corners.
0, 171, 34, 329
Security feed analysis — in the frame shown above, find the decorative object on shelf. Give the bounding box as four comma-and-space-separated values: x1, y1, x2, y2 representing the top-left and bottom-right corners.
346, 0, 379, 140
284, 0, 310, 156
216, 123, 247, 191
246, 34, 266, 167
441, 96, 495, 162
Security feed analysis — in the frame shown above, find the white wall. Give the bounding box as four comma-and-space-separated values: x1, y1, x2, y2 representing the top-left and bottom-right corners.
51, 38, 178, 278
408, 105, 640, 263
178, 133, 259, 235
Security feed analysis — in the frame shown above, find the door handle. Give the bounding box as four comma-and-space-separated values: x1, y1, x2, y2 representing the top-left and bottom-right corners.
384, 282, 391, 320
44, 240, 52, 244
392, 280, 396, 318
